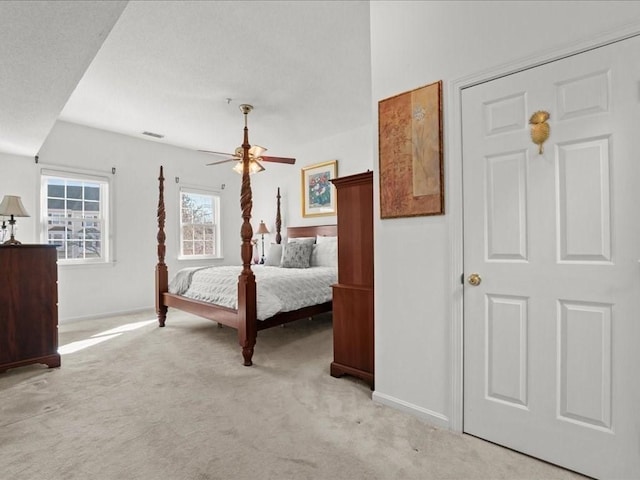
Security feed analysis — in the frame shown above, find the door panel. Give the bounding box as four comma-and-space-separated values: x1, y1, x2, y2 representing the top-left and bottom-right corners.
556, 137, 611, 262
486, 294, 529, 407
558, 300, 612, 430
486, 151, 528, 261
463, 35, 640, 479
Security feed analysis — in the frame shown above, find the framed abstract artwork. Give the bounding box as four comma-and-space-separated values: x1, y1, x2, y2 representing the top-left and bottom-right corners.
301, 160, 338, 217
378, 80, 444, 218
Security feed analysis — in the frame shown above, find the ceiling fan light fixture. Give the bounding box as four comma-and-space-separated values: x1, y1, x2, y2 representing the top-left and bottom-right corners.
234, 145, 267, 159
250, 145, 267, 158
233, 159, 265, 175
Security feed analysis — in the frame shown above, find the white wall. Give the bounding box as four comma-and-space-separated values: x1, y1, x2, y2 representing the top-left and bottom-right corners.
370, 1, 640, 428
35, 121, 242, 322
0, 152, 39, 243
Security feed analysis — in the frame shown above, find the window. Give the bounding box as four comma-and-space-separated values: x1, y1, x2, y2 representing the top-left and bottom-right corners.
180, 188, 221, 258
41, 170, 110, 263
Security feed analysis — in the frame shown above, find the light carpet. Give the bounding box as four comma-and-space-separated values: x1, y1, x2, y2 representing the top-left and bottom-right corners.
0, 310, 586, 480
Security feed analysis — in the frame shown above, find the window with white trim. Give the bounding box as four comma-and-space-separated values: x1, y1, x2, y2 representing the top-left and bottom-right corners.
40, 170, 110, 263
180, 187, 221, 258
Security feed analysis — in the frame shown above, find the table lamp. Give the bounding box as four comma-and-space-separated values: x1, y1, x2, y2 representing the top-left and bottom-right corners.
0, 195, 30, 245
256, 220, 270, 264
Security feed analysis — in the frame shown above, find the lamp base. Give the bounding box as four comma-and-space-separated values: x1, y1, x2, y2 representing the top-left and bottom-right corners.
3, 235, 22, 246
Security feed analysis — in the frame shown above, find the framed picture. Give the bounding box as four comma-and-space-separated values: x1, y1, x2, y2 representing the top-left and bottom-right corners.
378, 80, 444, 218
301, 160, 338, 217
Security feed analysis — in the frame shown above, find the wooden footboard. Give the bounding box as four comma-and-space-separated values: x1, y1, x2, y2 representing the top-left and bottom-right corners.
162, 292, 239, 327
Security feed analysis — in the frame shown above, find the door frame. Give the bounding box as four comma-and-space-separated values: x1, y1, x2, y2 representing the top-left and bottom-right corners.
447, 22, 640, 433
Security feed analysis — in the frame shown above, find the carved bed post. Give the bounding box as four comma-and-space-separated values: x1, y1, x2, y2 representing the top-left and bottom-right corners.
236, 105, 257, 366
156, 166, 168, 327
275, 187, 282, 244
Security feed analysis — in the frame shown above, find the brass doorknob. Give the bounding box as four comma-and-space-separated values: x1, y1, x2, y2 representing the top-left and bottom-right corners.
467, 273, 482, 286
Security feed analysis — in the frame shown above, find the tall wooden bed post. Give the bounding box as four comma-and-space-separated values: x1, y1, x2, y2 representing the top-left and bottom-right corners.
156, 166, 168, 327
237, 104, 257, 366
154, 105, 290, 366
275, 187, 282, 245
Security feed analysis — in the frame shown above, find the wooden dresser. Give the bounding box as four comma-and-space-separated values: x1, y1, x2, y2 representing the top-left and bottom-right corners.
330, 171, 374, 388
0, 244, 60, 373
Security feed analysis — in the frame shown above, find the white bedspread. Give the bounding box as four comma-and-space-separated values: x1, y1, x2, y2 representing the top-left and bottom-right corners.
168, 265, 336, 320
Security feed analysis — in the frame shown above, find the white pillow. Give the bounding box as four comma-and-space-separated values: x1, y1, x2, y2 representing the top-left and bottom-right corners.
316, 235, 337, 244
287, 236, 316, 244
264, 244, 283, 266
310, 241, 337, 267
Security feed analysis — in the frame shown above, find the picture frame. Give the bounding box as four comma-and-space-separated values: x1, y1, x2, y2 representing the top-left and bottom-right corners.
301, 160, 338, 217
378, 80, 444, 218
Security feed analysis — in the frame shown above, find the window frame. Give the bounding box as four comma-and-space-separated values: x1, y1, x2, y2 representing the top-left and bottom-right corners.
178, 186, 222, 260
40, 168, 112, 265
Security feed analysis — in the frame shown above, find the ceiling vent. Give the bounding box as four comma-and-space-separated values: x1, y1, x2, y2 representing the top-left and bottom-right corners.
142, 131, 164, 139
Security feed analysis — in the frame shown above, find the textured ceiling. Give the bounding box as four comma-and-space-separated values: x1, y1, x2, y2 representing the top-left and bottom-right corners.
58, 0, 372, 158
0, 1, 127, 157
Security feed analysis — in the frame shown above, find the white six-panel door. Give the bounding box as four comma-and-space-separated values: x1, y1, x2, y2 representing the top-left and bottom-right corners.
462, 35, 640, 479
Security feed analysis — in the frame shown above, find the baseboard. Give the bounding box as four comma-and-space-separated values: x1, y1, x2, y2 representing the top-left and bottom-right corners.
59, 306, 155, 324
372, 391, 450, 430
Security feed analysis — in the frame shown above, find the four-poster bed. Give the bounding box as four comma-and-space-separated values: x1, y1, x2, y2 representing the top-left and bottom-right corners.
155, 109, 336, 366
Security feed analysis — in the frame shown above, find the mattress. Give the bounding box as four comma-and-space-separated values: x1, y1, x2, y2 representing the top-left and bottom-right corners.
169, 265, 336, 320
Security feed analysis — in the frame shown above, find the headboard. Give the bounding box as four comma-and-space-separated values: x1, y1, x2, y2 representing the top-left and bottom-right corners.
287, 225, 337, 239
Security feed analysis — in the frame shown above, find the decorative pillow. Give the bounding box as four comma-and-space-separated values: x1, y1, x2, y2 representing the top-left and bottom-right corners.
310, 241, 337, 267
281, 242, 314, 268
264, 244, 283, 266
316, 235, 337, 244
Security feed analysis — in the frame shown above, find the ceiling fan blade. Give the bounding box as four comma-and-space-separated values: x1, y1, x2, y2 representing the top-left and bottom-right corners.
199, 149, 238, 157
206, 158, 237, 166
260, 155, 296, 164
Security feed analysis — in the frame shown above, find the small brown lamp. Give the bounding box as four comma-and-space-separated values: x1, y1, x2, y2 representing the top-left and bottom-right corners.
0, 195, 30, 245
256, 220, 270, 264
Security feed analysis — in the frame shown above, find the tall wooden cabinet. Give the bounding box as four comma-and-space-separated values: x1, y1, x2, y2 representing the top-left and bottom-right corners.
0, 245, 60, 373
330, 171, 374, 388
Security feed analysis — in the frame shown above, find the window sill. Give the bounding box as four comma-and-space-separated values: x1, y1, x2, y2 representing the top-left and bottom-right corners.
57, 261, 116, 269
176, 255, 223, 262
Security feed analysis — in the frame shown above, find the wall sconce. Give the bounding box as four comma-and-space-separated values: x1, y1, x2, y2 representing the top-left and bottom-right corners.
256, 220, 270, 264
0, 195, 30, 245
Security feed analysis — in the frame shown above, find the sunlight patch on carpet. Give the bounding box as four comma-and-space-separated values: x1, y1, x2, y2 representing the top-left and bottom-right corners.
58, 334, 122, 354
58, 319, 156, 355
92, 319, 156, 337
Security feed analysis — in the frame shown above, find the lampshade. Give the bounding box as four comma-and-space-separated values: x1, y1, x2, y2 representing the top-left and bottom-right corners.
0, 195, 30, 217
233, 159, 265, 175
256, 221, 270, 235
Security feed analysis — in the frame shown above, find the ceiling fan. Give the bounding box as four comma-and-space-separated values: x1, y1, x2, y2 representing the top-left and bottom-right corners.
200, 104, 296, 173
